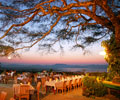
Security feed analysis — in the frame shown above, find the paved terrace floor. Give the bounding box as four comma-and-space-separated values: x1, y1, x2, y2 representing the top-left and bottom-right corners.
0, 83, 119, 100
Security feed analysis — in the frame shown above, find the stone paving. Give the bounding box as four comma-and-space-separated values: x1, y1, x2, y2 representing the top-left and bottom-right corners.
0, 83, 119, 100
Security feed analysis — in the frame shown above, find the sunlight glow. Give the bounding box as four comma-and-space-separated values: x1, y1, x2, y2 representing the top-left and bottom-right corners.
99, 51, 106, 56
8, 56, 12, 60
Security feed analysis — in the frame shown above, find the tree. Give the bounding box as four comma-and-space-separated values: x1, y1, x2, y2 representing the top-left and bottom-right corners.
102, 34, 120, 77
0, 0, 119, 56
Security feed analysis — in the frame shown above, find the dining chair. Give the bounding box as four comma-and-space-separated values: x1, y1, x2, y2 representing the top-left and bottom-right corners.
0, 76, 4, 83
72, 79, 77, 89
28, 77, 32, 84
13, 84, 20, 99
0, 91, 7, 100
66, 80, 72, 92
14, 76, 18, 84
34, 74, 38, 84
41, 77, 46, 90
49, 78, 52, 82
55, 78, 59, 82
22, 77, 28, 84
46, 76, 50, 81
36, 82, 41, 100
59, 76, 63, 80
19, 84, 30, 100
10, 97, 15, 100
78, 78, 82, 87
55, 81, 67, 94
3, 75, 8, 84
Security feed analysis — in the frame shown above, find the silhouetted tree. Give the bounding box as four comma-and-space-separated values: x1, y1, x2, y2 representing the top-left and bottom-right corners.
0, 0, 119, 56
102, 34, 120, 76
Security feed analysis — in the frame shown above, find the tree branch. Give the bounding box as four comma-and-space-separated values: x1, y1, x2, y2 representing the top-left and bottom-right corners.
15, 16, 61, 51
0, 9, 39, 40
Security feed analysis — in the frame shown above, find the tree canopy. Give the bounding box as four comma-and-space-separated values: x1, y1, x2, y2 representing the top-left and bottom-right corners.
0, 0, 120, 56
102, 34, 120, 76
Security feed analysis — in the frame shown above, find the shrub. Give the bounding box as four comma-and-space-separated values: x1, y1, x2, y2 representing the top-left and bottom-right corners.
82, 76, 107, 97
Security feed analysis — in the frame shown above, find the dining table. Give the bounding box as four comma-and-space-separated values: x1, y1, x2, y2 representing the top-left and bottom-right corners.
13, 84, 35, 100
45, 76, 82, 94
37, 75, 46, 82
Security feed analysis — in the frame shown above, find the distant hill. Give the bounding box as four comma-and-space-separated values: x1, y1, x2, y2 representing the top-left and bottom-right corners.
0, 63, 108, 72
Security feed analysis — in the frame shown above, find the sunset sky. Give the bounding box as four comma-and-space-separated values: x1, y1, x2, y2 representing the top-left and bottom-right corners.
0, 0, 110, 65
0, 41, 107, 65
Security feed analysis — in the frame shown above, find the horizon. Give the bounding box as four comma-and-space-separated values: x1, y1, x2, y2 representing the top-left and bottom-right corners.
1, 62, 108, 66
1, 62, 108, 72
0, 40, 107, 65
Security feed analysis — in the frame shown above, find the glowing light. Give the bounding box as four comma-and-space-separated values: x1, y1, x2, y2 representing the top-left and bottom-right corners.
99, 51, 106, 56
8, 56, 12, 60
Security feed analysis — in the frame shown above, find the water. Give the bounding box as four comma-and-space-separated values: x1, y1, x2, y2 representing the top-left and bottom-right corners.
55, 67, 107, 72
1, 63, 108, 72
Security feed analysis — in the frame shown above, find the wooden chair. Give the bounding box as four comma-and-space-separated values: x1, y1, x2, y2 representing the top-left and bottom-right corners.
78, 78, 82, 87
10, 97, 15, 100
59, 76, 63, 80
41, 77, 46, 90
49, 78, 52, 82
36, 82, 41, 100
0, 91, 7, 100
66, 80, 72, 92
72, 79, 77, 89
55, 81, 67, 94
13, 84, 20, 99
22, 78, 28, 84
34, 74, 38, 84
0, 75, 2, 83
46, 76, 50, 81
18, 84, 30, 100
14, 76, 17, 84
28, 77, 32, 84
3, 76, 8, 84
5, 75, 13, 84
55, 78, 59, 82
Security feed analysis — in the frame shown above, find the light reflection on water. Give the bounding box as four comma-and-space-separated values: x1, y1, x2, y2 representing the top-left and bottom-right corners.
56, 68, 107, 72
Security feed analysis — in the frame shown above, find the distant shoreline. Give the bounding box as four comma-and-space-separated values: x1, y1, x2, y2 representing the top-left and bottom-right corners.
0, 63, 108, 72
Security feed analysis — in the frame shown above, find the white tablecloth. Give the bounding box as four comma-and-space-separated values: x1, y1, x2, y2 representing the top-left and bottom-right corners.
45, 76, 82, 90
13, 84, 35, 95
